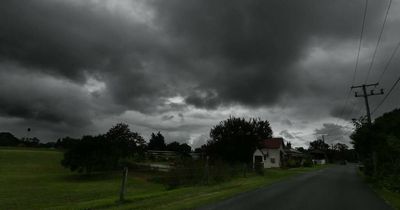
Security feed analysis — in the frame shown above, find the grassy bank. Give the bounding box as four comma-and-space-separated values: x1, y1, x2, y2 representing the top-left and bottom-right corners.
375, 188, 400, 210
357, 169, 400, 210
0, 147, 327, 210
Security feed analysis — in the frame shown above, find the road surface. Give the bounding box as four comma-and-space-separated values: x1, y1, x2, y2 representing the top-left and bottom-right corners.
198, 164, 393, 210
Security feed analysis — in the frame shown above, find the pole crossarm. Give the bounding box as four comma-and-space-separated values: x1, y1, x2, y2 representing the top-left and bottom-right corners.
351, 83, 384, 125
351, 82, 379, 89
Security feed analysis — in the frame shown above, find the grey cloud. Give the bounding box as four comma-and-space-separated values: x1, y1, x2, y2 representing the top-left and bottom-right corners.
314, 123, 353, 145
152, 0, 387, 108
0, 65, 93, 126
1, 0, 398, 143
280, 130, 295, 139
161, 115, 174, 121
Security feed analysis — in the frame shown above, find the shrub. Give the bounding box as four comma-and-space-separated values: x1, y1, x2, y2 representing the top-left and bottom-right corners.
302, 157, 314, 167
254, 162, 264, 175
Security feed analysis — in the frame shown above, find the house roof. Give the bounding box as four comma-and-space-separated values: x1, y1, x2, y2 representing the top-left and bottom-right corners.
261, 138, 284, 149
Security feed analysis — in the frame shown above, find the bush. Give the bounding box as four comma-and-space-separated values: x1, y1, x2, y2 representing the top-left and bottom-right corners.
286, 159, 301, 168
254, 162, 264, 175
302, 158, 314, 167
159, 159, 246, 189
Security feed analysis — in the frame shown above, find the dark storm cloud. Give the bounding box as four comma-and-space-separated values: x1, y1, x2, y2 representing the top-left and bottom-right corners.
0, 0, 174, 113
152, 0, 386, 108
0, 0, 389, 113
0, 0, 397, 143
0, 64, 92, 126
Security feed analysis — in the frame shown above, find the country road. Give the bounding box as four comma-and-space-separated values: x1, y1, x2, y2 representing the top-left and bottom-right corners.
198, 164, 393, 210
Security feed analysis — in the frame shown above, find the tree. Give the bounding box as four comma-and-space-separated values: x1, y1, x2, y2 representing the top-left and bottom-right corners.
61, 123, 146, 174
166, 141, 180, 151
0, 132, 21, 146
56, 137, 79, 149
148, 132, 166, 150
61, 135, 112, 174
309, 139, 329, 151
106, 123, 146, 158
205, 117, 272, 163
352, 108, 400, 185
166, 141, 192, 155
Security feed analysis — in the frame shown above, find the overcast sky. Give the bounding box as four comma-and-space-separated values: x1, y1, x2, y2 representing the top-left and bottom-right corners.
1, 0, 399, 148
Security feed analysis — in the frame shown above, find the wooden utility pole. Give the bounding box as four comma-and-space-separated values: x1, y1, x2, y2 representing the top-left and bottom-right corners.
351, 83, 384, 175
351, 83, 384, 124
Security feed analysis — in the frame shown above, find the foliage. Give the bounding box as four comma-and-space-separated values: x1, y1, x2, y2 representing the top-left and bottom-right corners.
55, 137, 80, 149
160, 159, 245, 189
205, 117, 272, 163
352, 108, 400, 190
286, 158, 301, 168
254, 161, 264, 175
61, 123, 146, 174
309, 139, 329, 151
166, 141, 192, 155
148, 131, 166, 151
0, 132, 21, 146
302, 157, 314, 167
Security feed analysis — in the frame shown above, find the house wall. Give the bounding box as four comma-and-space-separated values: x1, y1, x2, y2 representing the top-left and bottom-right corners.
253, 148, 282, 169
264, 149, 281, 168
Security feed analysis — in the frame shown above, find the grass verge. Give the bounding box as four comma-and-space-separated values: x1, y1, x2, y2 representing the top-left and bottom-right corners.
0, 147, 328, 210
357, 168, 400, 210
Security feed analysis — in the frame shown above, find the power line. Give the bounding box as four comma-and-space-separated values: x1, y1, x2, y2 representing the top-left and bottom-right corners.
377, 41, 400, 83
352, 0, 369, 85
370, 40, 400, 115
364, 0, 392, 83
371, 75, 400, 115
336, 0, 369, 123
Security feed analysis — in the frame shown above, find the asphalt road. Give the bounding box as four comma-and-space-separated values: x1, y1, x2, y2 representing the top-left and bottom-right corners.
198, 164, 393, 210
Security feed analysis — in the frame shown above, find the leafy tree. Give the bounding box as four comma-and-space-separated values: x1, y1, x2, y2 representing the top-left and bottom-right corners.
148, 132, 166, 150
106, 123, 146, 158
352, 108, 400, 186
61, 123, 146, 174
166, 141, 192, 155
166, 141, 180, 151
61, 135, 112, 174
56, 137, 80, 149
0, 132, 21, 146
179, 143, 192, 154
309, 139, 329, 151
205, 117, 272, 163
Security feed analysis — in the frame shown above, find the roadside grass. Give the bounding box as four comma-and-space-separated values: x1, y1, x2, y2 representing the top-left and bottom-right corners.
357, 168, 400, 210
375, 188, 400, 210
0, 147, 327, 210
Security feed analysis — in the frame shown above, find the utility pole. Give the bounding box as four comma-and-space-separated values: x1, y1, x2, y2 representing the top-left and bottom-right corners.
351, 83, 384, 124
351, 83, 384, 176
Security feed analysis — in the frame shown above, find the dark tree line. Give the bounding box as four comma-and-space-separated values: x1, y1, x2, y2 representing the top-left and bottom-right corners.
0, 132, 54, 148
147, 131, 192, 154
351, 108, 400, 191
61, 123, 146, 174
59, 124, 193, 174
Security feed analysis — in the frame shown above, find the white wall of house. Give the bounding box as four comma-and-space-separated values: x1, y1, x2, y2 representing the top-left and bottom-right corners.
253, 148, 282, 168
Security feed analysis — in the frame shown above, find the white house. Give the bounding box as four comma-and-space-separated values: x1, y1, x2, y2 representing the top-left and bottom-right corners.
253, 138, 285, 168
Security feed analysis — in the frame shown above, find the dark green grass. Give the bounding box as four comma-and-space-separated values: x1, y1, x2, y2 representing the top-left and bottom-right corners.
357, 169, 400, 210
0, 147, 327, 210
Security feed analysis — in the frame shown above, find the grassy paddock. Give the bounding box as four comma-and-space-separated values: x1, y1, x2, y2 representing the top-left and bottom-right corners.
0, 147, 327, 210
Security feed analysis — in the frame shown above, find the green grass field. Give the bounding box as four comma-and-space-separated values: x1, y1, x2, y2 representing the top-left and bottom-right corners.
0, 147, 326, 210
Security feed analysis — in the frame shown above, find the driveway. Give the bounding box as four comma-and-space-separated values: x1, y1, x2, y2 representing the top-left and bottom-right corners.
198, 164, 393, 210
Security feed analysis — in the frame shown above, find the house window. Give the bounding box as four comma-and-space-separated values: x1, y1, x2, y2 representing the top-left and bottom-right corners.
264, 154, 267, 160
270, 158, 276, 163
